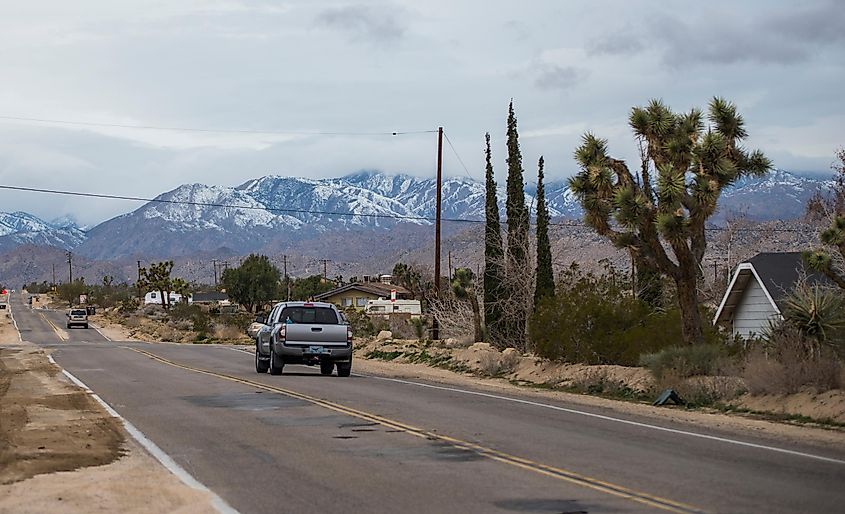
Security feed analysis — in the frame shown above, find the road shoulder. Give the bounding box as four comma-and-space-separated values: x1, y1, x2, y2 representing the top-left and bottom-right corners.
0, 313, 218, 513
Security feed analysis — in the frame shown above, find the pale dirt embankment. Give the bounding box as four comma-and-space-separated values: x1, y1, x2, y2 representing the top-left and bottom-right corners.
0, 310, 217, 513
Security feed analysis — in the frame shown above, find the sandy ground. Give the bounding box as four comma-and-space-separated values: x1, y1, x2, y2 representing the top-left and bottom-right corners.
0, 313, 217, 513
354, 337, 845, 450
87, 314, 141, 342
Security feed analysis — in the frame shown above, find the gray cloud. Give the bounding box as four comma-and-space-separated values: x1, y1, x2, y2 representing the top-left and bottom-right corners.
587, 2, 844, 66
586, 31, 644, 56
534, 64, 583, 90
657, 2, 844, 66
316, 4, 407, 42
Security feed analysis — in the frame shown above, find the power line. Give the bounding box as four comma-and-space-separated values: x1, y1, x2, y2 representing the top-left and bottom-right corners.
0, 115, 437, 137
0, 183, 814, 233
442, 130, 477, 181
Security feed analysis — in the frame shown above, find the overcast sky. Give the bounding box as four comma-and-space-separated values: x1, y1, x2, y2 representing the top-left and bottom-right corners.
0, 0, 843, 226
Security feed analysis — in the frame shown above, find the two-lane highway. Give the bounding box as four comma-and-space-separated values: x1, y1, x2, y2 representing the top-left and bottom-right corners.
10, 293, 845, 513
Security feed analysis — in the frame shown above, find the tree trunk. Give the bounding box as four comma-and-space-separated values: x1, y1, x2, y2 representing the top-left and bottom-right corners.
470, 295, 483, 344
675, 277, 703, 345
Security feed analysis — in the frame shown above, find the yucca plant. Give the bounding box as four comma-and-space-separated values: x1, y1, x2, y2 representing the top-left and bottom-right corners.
570, 98, 771, 344
782, 282, 845, 354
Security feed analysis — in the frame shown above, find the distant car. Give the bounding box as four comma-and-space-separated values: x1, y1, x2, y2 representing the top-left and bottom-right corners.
247, 315, 265, 340
66, 309, 89, 329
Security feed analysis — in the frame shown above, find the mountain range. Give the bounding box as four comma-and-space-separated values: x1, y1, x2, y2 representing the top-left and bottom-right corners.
0, 169, 833, 263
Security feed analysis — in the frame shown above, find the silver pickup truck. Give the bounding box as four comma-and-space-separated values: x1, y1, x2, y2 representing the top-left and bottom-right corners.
255, 301, 352, 377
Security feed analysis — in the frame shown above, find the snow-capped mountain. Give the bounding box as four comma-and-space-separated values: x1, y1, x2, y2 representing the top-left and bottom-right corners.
716, 168, 833, 222
1, 169, 833, 260
0, 211, 86, 253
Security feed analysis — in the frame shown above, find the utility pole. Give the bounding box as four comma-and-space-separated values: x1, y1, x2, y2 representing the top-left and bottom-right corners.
212, 259, 218, 287
137, 260, 142, 302
432, 126, 443, 340
66, 251, 73, 284
51, 263, 56, 287
448, 250, 452, 281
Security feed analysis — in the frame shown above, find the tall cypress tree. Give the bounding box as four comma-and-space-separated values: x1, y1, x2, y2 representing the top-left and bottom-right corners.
534, 156, 555, 305
505, 100, 530, 346
483, 133, 505, 345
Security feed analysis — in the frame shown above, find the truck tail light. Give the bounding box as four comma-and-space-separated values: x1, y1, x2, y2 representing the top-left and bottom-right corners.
347, 326, 353, 346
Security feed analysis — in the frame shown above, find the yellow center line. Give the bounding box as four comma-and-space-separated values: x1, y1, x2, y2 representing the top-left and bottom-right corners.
38, 311, 67, 341
128, 347, 707, 514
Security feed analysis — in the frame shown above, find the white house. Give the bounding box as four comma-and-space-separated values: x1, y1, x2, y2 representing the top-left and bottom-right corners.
713, 252, 833, 339
144, 291, 186, 305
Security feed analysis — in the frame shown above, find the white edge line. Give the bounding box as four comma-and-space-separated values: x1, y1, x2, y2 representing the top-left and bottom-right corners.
8, 300, 23, 342
215, 347, 845, 465
355, 375, 845, 466
46, 354, 238, 514
89, 322, 112, 342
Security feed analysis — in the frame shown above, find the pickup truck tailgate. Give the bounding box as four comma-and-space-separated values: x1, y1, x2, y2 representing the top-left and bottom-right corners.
285, 324, 348, 346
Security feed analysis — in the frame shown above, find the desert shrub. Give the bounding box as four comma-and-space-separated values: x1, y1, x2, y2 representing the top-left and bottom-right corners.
743, 326, 843, 395
343, 308, 376, 337
570, 368, 638, 398
411, 317, 429, 341
388, 314, 420, 340
656, 372, 745, 407
169, 302, 201, 321
530, 265, 724, 365
219, 312, 252, 332
477, 352, 500, 376
213, 324, 243, 340
640, 343, 734, 380
118, 297, 140, 314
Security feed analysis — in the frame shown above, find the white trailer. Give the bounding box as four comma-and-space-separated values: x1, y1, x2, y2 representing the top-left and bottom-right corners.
364, 299, 421, 317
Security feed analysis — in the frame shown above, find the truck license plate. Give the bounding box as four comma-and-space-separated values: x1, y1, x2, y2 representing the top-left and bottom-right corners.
308, 346, 325, 354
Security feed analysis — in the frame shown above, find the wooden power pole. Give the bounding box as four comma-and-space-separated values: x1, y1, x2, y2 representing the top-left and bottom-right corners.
432, 126, 443, 340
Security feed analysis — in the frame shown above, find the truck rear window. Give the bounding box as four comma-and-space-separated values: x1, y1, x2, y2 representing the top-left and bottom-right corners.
71, 310, 87, 316
279, 307, 338, 325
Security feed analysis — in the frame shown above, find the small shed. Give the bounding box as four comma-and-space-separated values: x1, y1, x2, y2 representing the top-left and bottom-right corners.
713, 252, 832, 339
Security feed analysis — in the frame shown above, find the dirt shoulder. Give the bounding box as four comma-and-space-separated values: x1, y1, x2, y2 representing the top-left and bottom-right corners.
0, 314, 217, 513
353, 339, 845, 450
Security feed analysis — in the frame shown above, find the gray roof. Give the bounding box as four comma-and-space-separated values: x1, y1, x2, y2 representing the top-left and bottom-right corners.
714, 252, 834, 325
746, 252, 831, 309
192, 291, 229, 302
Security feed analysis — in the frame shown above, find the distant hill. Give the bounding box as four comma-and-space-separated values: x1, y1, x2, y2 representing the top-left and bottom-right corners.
0, 169, 833, 263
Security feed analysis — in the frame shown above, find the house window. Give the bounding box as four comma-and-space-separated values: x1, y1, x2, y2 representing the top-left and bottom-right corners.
341, 297, 352, 307
356, 297, 367, 307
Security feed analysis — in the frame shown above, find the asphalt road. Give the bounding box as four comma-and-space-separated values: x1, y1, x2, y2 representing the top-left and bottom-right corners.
9, 293, 845, 514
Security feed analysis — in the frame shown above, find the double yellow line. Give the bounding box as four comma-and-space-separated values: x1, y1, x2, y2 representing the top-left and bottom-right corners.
39, 311, 68, 341
130, 347, 706, 514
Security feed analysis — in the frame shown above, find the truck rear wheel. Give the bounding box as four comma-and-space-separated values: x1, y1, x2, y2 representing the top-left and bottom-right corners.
320, 361, 334, 376
336, 360, 352, 377
268, 346, 284, 375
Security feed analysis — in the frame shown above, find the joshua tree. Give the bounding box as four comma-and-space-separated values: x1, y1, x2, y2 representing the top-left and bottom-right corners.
570, 98, 771, 344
